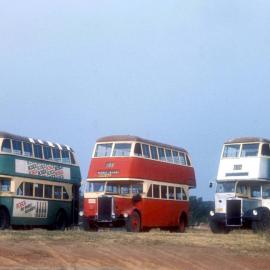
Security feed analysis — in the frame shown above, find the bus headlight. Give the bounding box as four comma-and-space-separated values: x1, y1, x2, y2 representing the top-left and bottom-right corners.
79, 211, 84, 217
210, 211, 215, 217
123, 213, 128, 218
253, 209, 258, 216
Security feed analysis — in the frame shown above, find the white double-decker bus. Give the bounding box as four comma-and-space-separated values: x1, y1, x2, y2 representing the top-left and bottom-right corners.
209, 137, 270, 233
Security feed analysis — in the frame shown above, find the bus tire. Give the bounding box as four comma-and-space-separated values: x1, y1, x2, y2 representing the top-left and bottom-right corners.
54, 210, 68, 230
126, 211, 141, 232
0, 207, 10, 230
252, 208, 270, 233
178, 213, 187, 233
209, 220, 229, 234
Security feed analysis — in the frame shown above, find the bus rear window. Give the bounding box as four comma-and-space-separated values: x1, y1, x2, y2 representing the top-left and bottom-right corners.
94, 143, 113, 157
223, 144, 240, 158
241, 144, 259, 157
112, 143, 131, 156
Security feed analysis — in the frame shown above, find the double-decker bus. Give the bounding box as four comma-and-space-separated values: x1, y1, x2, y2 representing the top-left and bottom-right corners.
82, 135, 196, 232
0, 131, 81, 230
209, 137, 270, 233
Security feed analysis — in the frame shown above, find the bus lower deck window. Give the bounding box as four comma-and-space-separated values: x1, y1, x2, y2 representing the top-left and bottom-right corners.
25, 182, 33, 197
0, 178, 10, 192
54, 186, 62, 199
45, 185, 53, 198
63, 187, 69, 199
34, 183, 43, 198
176, 187, 181, 200
147, 184, 153, 197
153, 185, 160, 198
168, 186, 175, 199
161, 186, 167, 199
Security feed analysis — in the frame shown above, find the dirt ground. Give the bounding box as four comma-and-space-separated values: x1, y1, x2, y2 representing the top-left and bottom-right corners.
0, 228, 270, 270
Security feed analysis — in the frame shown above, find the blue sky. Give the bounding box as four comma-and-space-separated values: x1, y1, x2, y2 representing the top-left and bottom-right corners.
1, 1, 270, 200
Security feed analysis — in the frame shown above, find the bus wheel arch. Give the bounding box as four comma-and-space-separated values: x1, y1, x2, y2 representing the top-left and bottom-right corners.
126, 209, 141, 232
54, 209, 68, 230
0, 205, 10, 230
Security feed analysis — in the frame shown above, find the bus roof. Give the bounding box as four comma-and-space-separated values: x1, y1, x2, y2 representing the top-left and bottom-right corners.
96, 135, 188, 153
0, 131, 74, 152
224, 137, 270, 144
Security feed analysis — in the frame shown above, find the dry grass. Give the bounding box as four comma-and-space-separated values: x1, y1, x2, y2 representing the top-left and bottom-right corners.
0, 228, 269, 255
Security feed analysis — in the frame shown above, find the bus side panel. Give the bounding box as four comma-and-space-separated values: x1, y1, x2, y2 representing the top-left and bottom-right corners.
10, 200, 71, 226
141, 199, 189, 228
88, 157, 196, 187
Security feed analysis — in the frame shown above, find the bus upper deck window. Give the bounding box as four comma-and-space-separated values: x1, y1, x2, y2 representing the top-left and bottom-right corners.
53, 148, 61, 162
172, 151, 180, 164
165, 149, 173, 163
62, 150, 70, 164
2, 139, 11, 153
23, 142, 33, 157
113, 143, 131, 156
94, 143, 113, 157
186, 155, 191, 166
142, 144, 150, 158
134, 143, 142, 156
12, 140, 22, 155
179, 152, 186, 165
241, 144, 259, 157
70, 152, 76, 164
261, 144, 270, 156
158, 147, 166, 161
150, 146, 158, 160
34, 144, 43, 159
0, 178, 10, 192
223, 144, 240, 158
43, 146, 53, 160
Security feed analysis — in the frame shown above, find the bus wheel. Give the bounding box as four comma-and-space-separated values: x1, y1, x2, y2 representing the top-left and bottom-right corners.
0, 208, 10, 230
209, 220, 229, 234
178, 215, 187, 233
55, 211, 67, 230
126, 211, 141, 232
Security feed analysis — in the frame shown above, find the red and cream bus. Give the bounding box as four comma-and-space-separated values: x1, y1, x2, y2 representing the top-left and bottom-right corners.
82, 136, 196, 232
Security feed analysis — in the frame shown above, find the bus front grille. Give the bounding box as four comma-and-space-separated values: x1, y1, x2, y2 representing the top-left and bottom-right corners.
226, 199, 242, 226
98, 197, 112, 222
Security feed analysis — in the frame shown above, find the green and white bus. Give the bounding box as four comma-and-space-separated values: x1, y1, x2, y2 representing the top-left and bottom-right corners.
0, 132, 81, 230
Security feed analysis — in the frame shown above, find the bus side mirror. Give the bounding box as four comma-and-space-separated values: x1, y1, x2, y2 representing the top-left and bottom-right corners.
132, 194, 142, 203
209, 182, 213, 188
